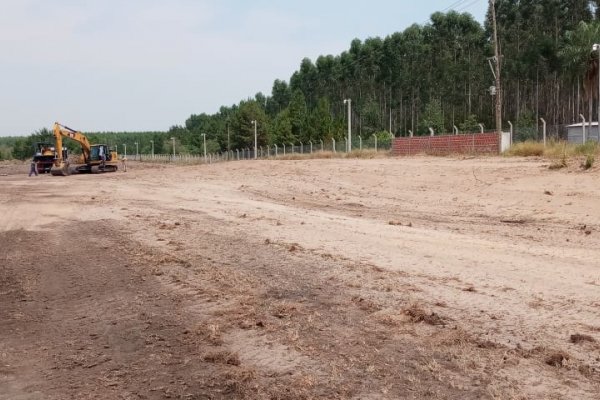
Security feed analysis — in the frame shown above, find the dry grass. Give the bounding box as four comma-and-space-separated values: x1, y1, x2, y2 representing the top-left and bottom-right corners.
270, 149, 390, 161
506, 140, 600, 168
582, 154, 595, 170
270, 301, 304, 319
222, 367, 257, 395
404, 303, 446, 326
434, 326, 473, 346
505, 141, 545, 157
203, 350, 241, 366
195, 323, 224, 346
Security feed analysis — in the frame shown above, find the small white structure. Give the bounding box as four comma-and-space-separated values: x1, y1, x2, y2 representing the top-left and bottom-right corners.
567, 122, 600, 143
501, 131, 511, 152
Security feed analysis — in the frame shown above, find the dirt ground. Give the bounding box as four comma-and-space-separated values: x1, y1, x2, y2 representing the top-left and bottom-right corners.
1, 156, 599, 399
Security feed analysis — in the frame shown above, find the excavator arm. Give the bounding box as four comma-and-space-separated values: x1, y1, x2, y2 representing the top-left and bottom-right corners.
53, 122, 92, 162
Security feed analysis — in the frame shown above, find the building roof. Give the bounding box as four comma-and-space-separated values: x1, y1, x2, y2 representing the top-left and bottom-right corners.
567, 122, 599, 128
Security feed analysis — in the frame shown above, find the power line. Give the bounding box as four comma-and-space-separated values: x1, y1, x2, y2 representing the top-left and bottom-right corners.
421, 0, 483, 25
441, 0, 473, 13
456, 0, 484, 13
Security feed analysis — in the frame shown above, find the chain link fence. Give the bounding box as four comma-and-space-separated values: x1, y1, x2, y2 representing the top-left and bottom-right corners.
511, 123, 569, 143
129, 134, 393, 164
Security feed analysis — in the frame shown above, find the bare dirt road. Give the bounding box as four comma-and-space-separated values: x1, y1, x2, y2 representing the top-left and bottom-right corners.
1, 156, 599, 399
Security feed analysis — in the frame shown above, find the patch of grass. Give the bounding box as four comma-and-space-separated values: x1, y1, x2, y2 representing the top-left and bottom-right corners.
548, 141, 568, 169
196, 323, 223, 346
271, 149, 390, 161
574, 141, 599, 156
549, 159, 567, 170
344, 149, 383, 159
222, 367, 257, 395
506, 140, 600, 171
582, 154, 595, 170
404, 304, 446, 326
505, 141, 545, 157
203, 350, 241, 366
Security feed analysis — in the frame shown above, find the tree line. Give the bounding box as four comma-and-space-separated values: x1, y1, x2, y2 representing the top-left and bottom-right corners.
3, 0, 600, 159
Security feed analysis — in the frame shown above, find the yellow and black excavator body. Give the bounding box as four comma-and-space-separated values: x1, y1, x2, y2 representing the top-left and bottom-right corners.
51, 122, 119, 176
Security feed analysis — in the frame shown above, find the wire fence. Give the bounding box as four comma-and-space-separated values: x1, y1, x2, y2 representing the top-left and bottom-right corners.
511, 124, 568, 143
125, 135, 394, 163
122, 122, 600, 163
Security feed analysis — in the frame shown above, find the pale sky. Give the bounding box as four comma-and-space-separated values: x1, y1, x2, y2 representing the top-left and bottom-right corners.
0, 0, 487, 136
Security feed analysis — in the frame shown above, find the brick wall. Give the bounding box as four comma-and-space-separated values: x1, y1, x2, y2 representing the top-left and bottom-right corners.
391, 133, 499, 156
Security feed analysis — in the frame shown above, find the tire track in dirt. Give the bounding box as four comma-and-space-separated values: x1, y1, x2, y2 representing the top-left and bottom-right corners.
127, 210, 600, 399
0, 221, 266, 399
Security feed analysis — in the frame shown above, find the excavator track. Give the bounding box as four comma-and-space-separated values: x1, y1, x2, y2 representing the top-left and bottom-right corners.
99, 165, 118, 173
50, 165, 71, 176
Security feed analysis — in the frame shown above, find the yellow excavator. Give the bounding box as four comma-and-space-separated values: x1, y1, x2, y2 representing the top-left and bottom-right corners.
51, 122, 119, 176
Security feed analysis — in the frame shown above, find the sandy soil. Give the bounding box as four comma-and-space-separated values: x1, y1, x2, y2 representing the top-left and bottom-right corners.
1, 156, 599, 399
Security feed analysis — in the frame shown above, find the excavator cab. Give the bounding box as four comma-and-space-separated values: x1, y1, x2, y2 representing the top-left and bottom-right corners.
75, 144, 118, 173
89, 144, 111, 162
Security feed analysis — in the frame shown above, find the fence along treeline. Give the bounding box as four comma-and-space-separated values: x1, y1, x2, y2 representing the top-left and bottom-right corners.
4, 0, 600, 159
182, 0, 600, 150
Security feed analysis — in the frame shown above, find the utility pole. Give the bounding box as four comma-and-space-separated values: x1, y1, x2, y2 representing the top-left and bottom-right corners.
227, 123, 230, 152
491, 0, 502, 138
593, 44, 600, 140
344, 99, 352, 152
251, 120, 257, 159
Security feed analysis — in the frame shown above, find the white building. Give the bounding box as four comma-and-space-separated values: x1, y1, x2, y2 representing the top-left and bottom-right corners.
566, 122, 600, 143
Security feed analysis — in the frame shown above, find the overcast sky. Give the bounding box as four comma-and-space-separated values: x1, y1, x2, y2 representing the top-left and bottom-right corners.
0, 0, 487, 136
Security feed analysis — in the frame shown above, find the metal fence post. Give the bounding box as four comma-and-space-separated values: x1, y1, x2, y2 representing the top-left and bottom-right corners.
283, 143, 286, 155
508, 121, 513, 146
332, 138, 336, 153
359, 135, 362, 150
373, 134, 377, 152
540, 118, 547, 147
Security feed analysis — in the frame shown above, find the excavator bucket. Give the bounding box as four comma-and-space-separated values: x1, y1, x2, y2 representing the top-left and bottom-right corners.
50, 163, 70, 176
